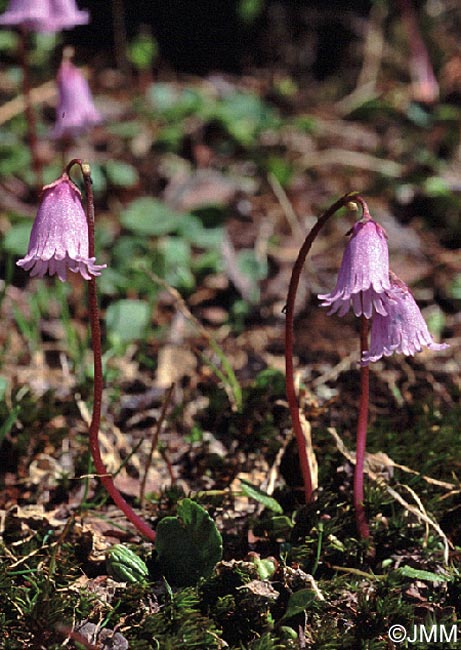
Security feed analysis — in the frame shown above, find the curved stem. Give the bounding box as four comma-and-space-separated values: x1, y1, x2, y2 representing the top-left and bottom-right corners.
68, 159, 156, 542
354, 315, 370, 539
284, 191, 359, 503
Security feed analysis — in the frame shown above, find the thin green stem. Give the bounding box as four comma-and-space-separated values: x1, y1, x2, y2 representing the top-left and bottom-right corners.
284, 191, 359, 503
67, 158, 156, 542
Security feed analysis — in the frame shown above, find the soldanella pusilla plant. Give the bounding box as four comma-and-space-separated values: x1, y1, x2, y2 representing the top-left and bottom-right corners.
284, 193, 448, 542
17, 160, 157, 543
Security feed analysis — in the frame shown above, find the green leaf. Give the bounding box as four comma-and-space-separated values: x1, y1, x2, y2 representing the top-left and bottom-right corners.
105, 299, 150, 343
253, 368, 285, 394
147, 83, 205, 121
215, 91, 279, 146
160, 237, 194, 290
127, 33, 158, 70
120, 197, 186, 236
396, 566, 451, 583
236, 248, 268, 302
0, 139, 30, 176
240, 479, 283, 513
178, 219, 224, 249
0, 30, 18, 51
238, 0, 265, 24
106, 544, 149, 584
3, 222, 32, 255
252, 557, 277, 580
104, 160, 139, 187
266, 156, 293, 187
423, 176, 451, 197
0, 376, 8, 401
282, 588, 315, 620
155, 498, 223, 586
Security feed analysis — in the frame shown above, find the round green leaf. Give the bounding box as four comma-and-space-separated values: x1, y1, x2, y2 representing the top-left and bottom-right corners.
120, 197, 185, 236
282, 588, 315, 620
155, 498, 223, 586
3, 222, 32, 255
105, 299, 150, 343
104, 160, 139, 188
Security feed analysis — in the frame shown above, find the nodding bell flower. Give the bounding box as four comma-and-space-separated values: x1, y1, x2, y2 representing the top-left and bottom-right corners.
318, 217, 391, 319
361, 274, 449, 365
49, 0, 89, 30
0, 0, 88, 32
17, 173, 106, 282
52, 58, 102, 138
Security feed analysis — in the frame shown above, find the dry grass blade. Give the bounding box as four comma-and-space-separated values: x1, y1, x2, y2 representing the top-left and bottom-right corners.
327, 427, 452, 563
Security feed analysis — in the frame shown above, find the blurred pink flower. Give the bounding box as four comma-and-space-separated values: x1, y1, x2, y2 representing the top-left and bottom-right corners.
52, 59, 102, 138
0, 0, 49, 31
17, 173, 106, 281
0, 0, 88, 32
318, 218, 391, 318
361, 275, 448, 364
49, 0, 89, 30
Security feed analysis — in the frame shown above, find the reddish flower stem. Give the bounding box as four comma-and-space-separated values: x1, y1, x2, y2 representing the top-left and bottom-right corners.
353, 315, 370, 539
19, 28, 42, 191
285, 191, 359, 503
397, 0, 439, 104
67, 159, 156, 542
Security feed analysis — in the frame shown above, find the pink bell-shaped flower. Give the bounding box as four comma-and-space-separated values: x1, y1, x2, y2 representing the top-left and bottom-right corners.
17, 173, 106, 281
52, 58, 102, 138
0, 0, 51, 31
318, 216, 391, 319
361, 274, 448, 364
48, 0, 88, 30
0, 0, 88, 32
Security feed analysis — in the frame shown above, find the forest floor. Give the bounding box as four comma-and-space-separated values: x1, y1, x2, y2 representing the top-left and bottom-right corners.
1, 6, 461, 649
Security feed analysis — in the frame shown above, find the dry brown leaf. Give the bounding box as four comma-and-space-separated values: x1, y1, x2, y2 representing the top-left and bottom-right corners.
156, 344, 197, 388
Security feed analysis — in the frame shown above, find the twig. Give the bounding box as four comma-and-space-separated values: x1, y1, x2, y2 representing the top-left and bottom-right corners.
265, 424, 293, 496
0, 80, 57, 126
336, 1, 387, 115
300, 149, 402, 177
139, 382, 175, 507
385, 483, 450, 564
327, 427, 452, 563
267, 172, 304, 240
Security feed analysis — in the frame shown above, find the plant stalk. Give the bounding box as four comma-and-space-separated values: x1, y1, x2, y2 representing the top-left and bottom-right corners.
284, 191, 358, 503
68, 159, 156, 542
397, 0, 439, 104
353, 315, 370, 539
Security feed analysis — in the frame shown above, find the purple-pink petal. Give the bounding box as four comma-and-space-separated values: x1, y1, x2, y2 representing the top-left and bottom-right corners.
52, 59, 102, 139
318, 219, 391, 318
361, 279, 449, 364
48, 0, 88, 30
17, 174, 106, 282
0, 0, 88, 32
